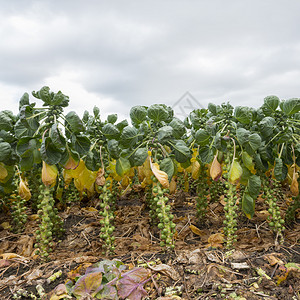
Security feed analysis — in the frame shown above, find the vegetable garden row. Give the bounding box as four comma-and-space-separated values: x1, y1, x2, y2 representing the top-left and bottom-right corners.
0, 86, 299, 260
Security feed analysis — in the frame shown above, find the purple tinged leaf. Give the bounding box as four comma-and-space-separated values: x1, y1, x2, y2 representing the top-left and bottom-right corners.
72, 272, 102, 299
116, 267, 151, 300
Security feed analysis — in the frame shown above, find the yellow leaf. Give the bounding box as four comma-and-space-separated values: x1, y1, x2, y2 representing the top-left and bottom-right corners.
229, 159, 243, 184
191, 160, 201, 180
63, 169, 73, 186
42, 161, 58, 187
63, 152, 79, 170
0, 163, 8, 180
210, 153, 222, 181
169, 177, 177, 194
189, 225, 206, 237
149, 158, 169, 188
290, 169, 299, 196
18, 178, 31, 201
1, 222, 11, 230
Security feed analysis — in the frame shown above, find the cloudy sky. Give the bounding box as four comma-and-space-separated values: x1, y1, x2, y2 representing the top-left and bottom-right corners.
1, 0, 300, 119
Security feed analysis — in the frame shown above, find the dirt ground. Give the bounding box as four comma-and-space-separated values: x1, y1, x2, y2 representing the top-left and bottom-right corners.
0, 188, 300, 299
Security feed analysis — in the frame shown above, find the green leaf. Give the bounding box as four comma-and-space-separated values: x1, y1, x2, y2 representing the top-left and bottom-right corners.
129, 147, 148, 166
102, 123, 120, 139
236, 128, 250, 145
242, 151, 254, 171
169, 118, 186, 139
248, 175, 261, 199
195, 129, 210, 146
107, 139, 120, 160
32, 86, 52, 104
107, 114, 118, 124
72, 135, 91, 156
234, 106, 252, 124
262, 95, 280, 115
19, 92, 30, 110
120, 126, 139, 147
40, 137, 62, 165
84, 150, 99, 171
198, 146, 213, 164
281, 98, 300, 115
19, 105, 39, 130
244, 133, 261, 154
259, 117, 275, 138
159, 157, 174, 182
0, 142, 12, 162
14, 120, 31, 138
16, 137, 41, 166
172, 140, 191, 163
157, 126, 174, 143
254, 153, 268, 172
147, 104, 169, 122
208, 103, 219, 115
50, 124, 66, 152
130, 106, 147, 125
116, 157, 131, 177
0, 111, 13, 131
116, 120, 129, 131
65, 111, 85, 133
274, 158, 288, 181
242, 191, 255, 219
93, 106, 100, 118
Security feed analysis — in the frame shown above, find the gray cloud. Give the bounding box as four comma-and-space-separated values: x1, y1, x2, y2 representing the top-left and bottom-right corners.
0, 0, 300, 117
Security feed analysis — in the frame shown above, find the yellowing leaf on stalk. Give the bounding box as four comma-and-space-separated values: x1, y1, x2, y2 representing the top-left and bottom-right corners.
149, 158, 169, 189
42, 161, 58, 187
74, 162, 98, 197
18, 178, 31, 201
242, 151, 255, 172
210, 153, 222, 181
63, 169, 73, 187
191, 159, 201, 180
0, 163, 8, 181
290, 170, 299, 196
169, 177, 176, 194
63, 152, 80, 170
229, 159, 243, 184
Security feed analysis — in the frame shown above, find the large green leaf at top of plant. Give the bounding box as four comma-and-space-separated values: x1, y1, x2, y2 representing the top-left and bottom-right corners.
130, 106, 148, 125
147, 104, 170, 122
169, 118, 186, 139
280, 98, 300, 115
195, 129, 210, 146
157, 126, 173, 143
0, 111, 13, 131
120, 126, 139, 147
258, 117, 276, 138
32, 86, 69, 107
102, 123, 120, 139
19, 105, 39, 130
107, 114, 118, 124
261, 95, 280, 115
234, 106, 252, 124
65, 111, 85, 133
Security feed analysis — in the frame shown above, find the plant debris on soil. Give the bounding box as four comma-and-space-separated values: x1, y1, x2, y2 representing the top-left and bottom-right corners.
0, 187, 300, 300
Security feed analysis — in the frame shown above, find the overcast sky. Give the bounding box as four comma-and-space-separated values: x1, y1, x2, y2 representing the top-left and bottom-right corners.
1, 0, 300, 119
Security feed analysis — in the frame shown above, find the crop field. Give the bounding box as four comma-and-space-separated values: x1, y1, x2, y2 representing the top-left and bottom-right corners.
0, 87, 299, 299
